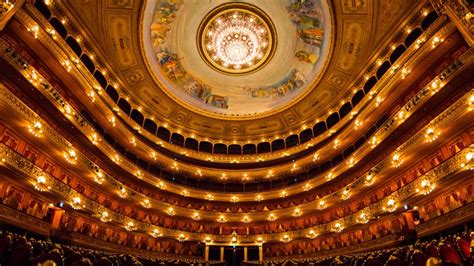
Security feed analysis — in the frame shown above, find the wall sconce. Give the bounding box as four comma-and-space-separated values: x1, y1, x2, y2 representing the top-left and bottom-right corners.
357, 212, 369, 224
167, 207, 176, 216
218, 215, 226, 223
192, 212, 201, 221
293, 208, 302, 217
231, 195, 239, 203
267, 213, 276, 221
64, 149, 77, 164
71, 196, 83, 210
307, 229, 318, 239
28, 121, 43, 137
94, 171, 104, 184
318, 200, 326, 210
392, 153, 403, 167
142, 199, 151, 208
124, 221, 136, 231
99, 211, 111, 223
204, 236, 212, 244
242, 215, 251, 223
256, 194, 263, 201
333, 222, 343, 233
256, 236, 264, 244
34, 175, 50, 191
118, 187, 127, 198
280, 190, 288, 198
416, 178, 435, 195
341, 188, 351, 200
151, 229, 162, 238
384, 198, 397, 212
206, 193, 214, 201
425, 127, 439, 143
281, 234, 291, 243
178, 234, 186, 242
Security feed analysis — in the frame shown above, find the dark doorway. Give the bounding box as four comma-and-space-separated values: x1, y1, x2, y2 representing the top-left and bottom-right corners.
224, 246, 244, 266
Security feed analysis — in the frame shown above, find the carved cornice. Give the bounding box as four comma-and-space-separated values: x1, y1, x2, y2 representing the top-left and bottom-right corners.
0, 203, 51, 235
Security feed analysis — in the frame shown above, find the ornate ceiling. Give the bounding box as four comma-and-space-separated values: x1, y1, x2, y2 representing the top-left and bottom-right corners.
61, 0, 417, 141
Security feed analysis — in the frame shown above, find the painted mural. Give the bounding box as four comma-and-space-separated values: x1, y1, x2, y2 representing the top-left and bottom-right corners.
148, 0, 329, 113
151, 1, 229, 109
244, 69, 306, 99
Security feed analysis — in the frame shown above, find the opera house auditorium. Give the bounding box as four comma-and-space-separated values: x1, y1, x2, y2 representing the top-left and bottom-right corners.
0, 0, 473, 265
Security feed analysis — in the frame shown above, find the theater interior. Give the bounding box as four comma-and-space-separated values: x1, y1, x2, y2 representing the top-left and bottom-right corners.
0, 0, 473, 265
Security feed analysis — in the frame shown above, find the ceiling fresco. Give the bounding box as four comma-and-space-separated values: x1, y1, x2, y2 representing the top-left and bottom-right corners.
61, 0, 419, 140
143, 0, 332, 116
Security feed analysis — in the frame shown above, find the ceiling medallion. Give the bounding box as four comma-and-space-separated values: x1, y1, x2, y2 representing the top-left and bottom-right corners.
197, 3, 277, 75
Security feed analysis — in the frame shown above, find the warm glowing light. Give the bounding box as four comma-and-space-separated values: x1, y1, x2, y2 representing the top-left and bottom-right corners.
318, 200, 326, 210
151, 229, 162, 238
199, 3, 275, 74
192, 212, 201, 221
333, 222, 343, 233
34, 175, 50, 191
100, 211, 110, 222
293, 208, 302, 217
281, 234, 291, 242
384, 198, 397, 212
125, 221, 136, 231
178, 234, 186, 242
28, 121, 43, 137
280, 190, 288, 198
218, 215, 226, 223
142, 199, 151, 208
167, 207, 176, 216
392, 153, 402, 167
256, 194, 263, 201
64, 149, 77, 164
416, 178, 435, 195
242, 215, 251, 223
425, 127, 439, 142
307, 229, 318, 239
267, 213, 276, 221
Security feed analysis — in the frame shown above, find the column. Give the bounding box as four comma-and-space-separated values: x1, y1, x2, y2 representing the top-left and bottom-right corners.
205, 246, 209, 263
244, 247, 248, 262
259, 245, 263, 264
220, 246, 224, 262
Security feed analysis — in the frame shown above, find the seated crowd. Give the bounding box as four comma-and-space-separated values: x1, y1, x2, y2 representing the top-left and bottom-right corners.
269, 227, 473, 266
0, 225, 196, 266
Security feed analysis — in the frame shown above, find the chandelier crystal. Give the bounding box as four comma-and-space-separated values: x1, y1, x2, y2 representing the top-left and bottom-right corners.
198, 3, 276, 75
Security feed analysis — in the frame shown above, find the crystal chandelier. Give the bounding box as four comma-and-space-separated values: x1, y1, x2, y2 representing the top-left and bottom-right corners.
198, 3, 276, 75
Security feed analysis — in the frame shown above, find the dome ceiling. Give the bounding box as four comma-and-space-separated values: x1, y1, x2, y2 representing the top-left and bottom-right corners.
61, 0, 418, 142
142, 0, 332, 116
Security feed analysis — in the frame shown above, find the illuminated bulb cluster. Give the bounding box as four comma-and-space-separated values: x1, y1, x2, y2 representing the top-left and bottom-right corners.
281, 234, 291, 243
201, 8, 271, 73
178, 234, 186, 242
100, 211, 110, 223
384, 198, 397, 213
255, 194, 263, 201
416, 179, 435, 195
124, 221, 136, 231
392, 153, 403, 167
142, 199, 151, 208
318, 200, 326, 210
231, 195, 239, 203
267, 213, 276, 221
28, 121, 43, 137
307, 229, 318, 239
357, 212, 369, 224
365, 171, 375, 186
293, 208, 302, 217
64, 149, 77, 164
242, 215, 250, 223
204, 236, 212, 244
71, 196, 83, 210
94, 172, 105, 184
333, 222, 343, 233
167, 207, 176, 216
218, 215, 226, 223
341, 188, 351, 200
34, 175, 50, 191
118, 187, 127, 198
151, 229, 162, 238
256, 236, 264, 244
425, 128, 439, 142
192, 212, 200, 221
462, 149, 474, 170
206, 193, 214, 201
280, 190, 288, 198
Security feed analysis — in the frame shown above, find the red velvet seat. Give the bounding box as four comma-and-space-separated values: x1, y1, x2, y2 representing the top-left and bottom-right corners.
410, 251, 429, 266
456, 238, 470, 260
439, 243, 462, 265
